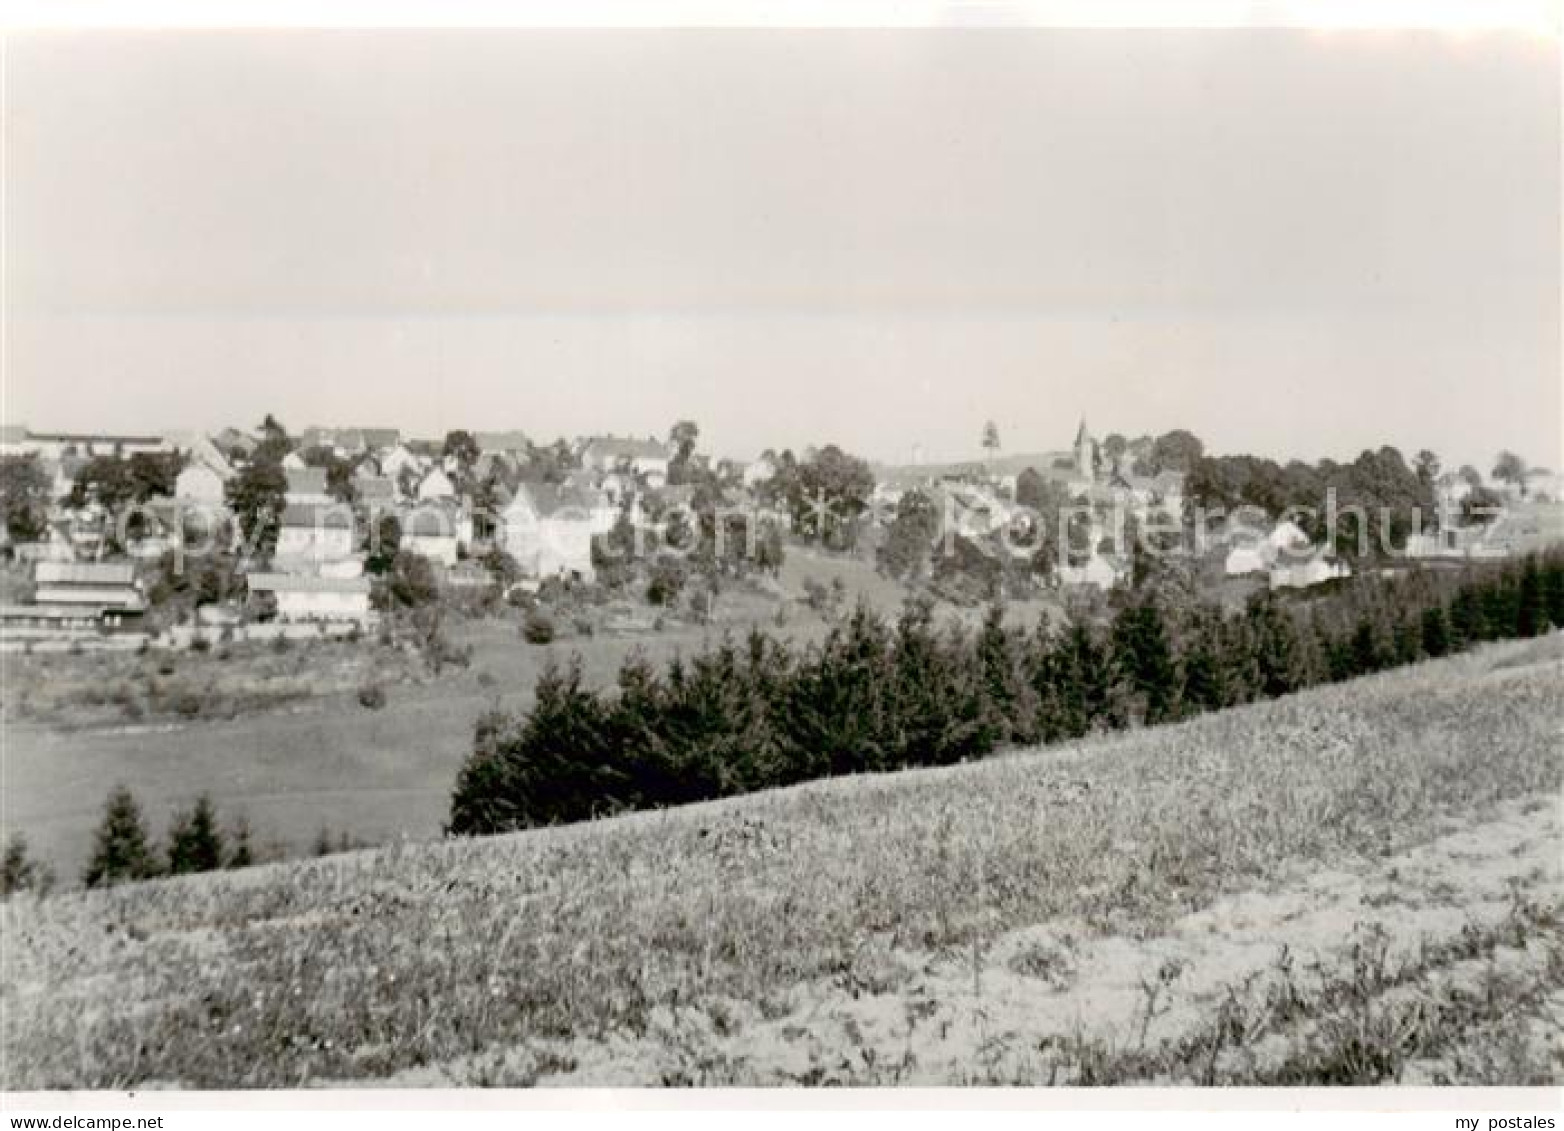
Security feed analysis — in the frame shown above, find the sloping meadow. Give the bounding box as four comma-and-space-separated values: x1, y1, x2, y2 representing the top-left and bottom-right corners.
3, 635, 1561, 1088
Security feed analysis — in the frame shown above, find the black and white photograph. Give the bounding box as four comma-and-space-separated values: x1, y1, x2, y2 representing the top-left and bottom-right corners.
1, 0, 1560, 1114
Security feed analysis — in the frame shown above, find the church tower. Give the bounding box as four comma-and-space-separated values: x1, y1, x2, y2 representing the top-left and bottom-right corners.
1074, 418, 1098, 482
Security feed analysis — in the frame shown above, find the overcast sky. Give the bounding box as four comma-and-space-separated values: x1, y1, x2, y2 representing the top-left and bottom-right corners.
4, 28, 1558, 469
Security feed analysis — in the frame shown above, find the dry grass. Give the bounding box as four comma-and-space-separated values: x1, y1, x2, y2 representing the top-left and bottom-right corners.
2, 635, 1560, 1089
0, 636, 426, 729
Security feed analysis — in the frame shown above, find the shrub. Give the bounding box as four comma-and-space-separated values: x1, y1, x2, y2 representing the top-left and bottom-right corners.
646, 554, 690, 606
190, 635, 212, 654
523, 610, 556, 645
357, 682, 388, 710
171, 688, 203, 719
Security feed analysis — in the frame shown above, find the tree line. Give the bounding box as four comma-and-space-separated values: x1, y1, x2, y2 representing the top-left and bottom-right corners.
449, 549, 1564, 835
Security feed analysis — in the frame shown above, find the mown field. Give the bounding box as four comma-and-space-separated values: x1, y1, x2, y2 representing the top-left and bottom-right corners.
3, 634, 1560, 1089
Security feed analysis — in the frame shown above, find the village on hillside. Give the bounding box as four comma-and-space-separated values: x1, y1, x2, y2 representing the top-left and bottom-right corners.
0, 415, 1559, 649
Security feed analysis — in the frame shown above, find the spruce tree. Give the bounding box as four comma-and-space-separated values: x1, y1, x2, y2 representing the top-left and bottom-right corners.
226, 817, 255, 869
1517, 556, 1546, 638
1542, 551, 1564, 629
166, 795, 226, 875
1110, 599, 1180, 724
975, 602, 1032, 745
83, 786, 160, 887
1420, 603, 1452, 658
1246, 593, 1305, 698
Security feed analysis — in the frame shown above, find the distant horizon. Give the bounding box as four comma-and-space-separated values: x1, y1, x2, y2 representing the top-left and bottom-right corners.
2, 410, 1553, 479
6, 28, 1558, 478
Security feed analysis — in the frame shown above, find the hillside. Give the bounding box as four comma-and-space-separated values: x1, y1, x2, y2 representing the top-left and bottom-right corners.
3, 635, 1562, 1089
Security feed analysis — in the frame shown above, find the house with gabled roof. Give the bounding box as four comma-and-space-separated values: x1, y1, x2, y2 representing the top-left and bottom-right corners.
398, 501, 466, 567
285, 468, 331, 506
500, 481, 607, 581
581, 436, 671, 483
416, 466, 457, 502
379, 444, 420, 481
273, 503, 357, 572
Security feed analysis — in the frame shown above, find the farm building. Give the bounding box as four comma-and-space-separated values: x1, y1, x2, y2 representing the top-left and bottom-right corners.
17, 432, 168, 460
0, 603, 128, 633
247, 573, 372, 624
32, 561, 146, 619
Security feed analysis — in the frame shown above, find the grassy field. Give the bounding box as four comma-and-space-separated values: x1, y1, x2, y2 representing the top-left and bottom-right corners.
0, 549, 1059, 882
3, 634, 1560, 1088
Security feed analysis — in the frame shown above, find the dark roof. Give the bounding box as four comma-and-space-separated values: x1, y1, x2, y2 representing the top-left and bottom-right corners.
476, 430, 530, 453
584, 436, 670, 461
25, 431, 166, 446
280, 504, 355, 529
361, 428, 402, 450
285, 468, 329, 495
506, 481, 605, 518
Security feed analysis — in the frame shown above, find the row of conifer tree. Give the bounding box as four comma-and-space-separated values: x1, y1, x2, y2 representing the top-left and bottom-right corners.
449, 549, 1564, 835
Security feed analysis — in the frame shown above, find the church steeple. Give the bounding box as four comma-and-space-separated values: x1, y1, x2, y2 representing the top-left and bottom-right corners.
1074, 418, 1097, 481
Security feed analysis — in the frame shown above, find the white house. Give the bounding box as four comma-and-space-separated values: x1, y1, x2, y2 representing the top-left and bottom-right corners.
416, 467, 457, 502
281, 451, 308, 471
248, 573, 372, 624
380, 444, 421, 481
741, 454, 778, 491
399, 503, 463, 567
1056, 553, 1125, 590
500, 482, 606, 581
273, 504, 356, 570
1270, 553, 1350, 590
175, 463, 228, 505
